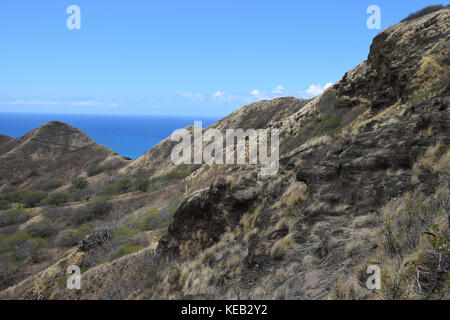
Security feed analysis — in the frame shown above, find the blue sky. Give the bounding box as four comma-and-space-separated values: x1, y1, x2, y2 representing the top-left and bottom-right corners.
0, 0, 446, 116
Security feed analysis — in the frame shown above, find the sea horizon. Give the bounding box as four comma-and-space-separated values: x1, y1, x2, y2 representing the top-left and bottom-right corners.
0, 112, 220, 159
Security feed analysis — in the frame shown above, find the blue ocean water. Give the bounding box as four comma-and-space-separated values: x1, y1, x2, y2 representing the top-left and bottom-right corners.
0, 113, 220, 159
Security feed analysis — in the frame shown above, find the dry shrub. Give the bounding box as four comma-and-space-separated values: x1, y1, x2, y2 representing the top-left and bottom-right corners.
270, 234, 294, 259
274, 181, 308, 208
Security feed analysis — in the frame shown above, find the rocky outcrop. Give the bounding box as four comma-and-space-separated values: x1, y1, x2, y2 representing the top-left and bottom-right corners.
158, 182, 259, 255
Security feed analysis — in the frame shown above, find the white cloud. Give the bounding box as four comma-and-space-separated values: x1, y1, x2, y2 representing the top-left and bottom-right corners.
211, 91, 236, 102
180, 92, 205, 101
305, 82, 333, 96
250, 89, 261, 96
272, 85, 285, 94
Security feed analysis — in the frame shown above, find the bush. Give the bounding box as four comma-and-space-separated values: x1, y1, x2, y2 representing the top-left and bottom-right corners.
148, 170, 191, 191
43, 180, 63, 191
87, 163, 103, 177
117, 243, 145, 257
71, 177, 88, 190
401, 5, 444, 22
381, 188, 448, 256
69, 188, 93, 202
319, 109, 342, 134
54, 229, 83, 247
0, 199, 11, 211
71, 196, 110, 224
44, 192, 70, 206
0, 208, 31, 228
4, 191, 24, 203
101, 179, 131, 196
335, 96, 353, 109
133, 178, 150, 192
139, 209, 161, 231
21, 190, 47, 208
0, 232, 47, 263
54, 224, 93, 248
24, 219, 57, 238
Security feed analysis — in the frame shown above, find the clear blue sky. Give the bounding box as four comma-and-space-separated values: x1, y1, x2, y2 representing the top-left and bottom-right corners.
0, 0, 446, 116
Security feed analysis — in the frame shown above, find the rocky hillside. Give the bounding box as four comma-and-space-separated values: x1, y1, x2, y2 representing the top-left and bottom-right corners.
0, 121, 130, 192
0, 6, 449, 300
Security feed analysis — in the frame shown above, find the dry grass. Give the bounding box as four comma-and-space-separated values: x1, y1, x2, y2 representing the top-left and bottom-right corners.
413, 142, 448, 177
302, 135, 332, 149
270, 233, 294, 259
352, 212, 379, 229
332, 273, 370, 300
309, 201, 328, 213
345, 240, 365, 257
274, 181, 308, 208
302, 255, 317, 266
295, 159, 306, 168
240, 202, 263, 233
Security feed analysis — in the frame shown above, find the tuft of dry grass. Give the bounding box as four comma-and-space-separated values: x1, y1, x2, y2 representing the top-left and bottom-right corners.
352, 212, 379, 229
270, 233, 294, 259
345, 240, 365, 257
274, 182, 308, 209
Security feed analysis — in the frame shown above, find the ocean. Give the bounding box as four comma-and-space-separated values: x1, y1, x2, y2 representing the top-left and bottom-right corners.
0, 113, 220, 159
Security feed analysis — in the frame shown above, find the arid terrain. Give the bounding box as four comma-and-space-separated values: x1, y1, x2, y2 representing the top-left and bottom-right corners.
0, 6, 449, 300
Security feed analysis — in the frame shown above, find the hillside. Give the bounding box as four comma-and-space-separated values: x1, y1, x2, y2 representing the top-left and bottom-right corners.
0, 6, 449, 300
0, 121, 130, 192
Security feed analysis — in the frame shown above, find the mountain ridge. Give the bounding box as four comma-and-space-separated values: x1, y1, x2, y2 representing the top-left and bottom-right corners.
0, 6, 449, 300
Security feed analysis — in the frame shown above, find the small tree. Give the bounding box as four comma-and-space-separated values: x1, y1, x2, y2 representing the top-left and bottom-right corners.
72, 177, 88, 190
44, 192, 69, 206
21, 190, 47, 208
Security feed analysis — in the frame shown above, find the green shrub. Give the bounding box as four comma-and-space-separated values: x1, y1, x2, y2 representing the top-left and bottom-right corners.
71, 177, 88, 190
319, 110, 342, 134
4, 191, 24, 203
114, 225, 139, 238
69, 188, 92, 202
87, 163, 103, 177
133, 178, 150, 192
101, 179, 131, 195
0, 208, 31, 228
117, 243, 145, 257
71, 196, 110, 224
43, 180, 64, 191
0, 231, 47, 263
139, 209, 161, 231
159, 170, 191, 181
9, 178, 23, 187
21, 190, 47, 208
148, 170, 191, 191
54, 229, 82, 247
0, 199, 11, 211
24, 219, 57, 238
54, 224, 92, 247
335, 96, 353, 109
44, 192, 70, 206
